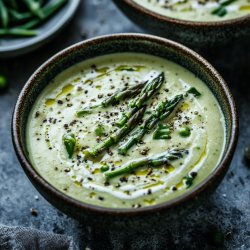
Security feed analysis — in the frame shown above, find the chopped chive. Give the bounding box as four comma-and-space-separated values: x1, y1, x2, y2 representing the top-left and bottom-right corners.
212, 7, 227, 16
187, 87, 201, 97
211, 0, 237, 17
76, 109, 93, 117
179, 127, 191, 137
116, 66, 136, 71
95, 124, 106, 136
184, 175, 194, 188
63, 133, 76, 159
220, 0, 237, 7
100, 164, 110, 172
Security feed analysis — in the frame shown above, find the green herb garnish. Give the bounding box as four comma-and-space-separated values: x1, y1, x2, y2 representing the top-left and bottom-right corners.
63, 133, 76, 158
212, 7, 227, 16
211, 0, 237, 17
115, 65, 144, 72
184, 172, 197, 188
95, 124, 106, 136
179, 127, 191, 137
184, 175, 194, 188
76, 109, 92, 117
100, 164, 110, 172
116, 66, 136, 71
187, 87, 201, 97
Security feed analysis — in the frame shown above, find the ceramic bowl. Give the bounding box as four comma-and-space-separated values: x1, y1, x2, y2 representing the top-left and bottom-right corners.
12, 34, 238, 230
112, 0, 250, 47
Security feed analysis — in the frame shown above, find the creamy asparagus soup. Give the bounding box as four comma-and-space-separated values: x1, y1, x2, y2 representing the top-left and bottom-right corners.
27, 53, 225, 208
133, 0, 250, 21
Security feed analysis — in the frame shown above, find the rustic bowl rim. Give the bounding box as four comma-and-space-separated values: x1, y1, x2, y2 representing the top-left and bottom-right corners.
12, 33, 238, 217
115, 0, 250, 27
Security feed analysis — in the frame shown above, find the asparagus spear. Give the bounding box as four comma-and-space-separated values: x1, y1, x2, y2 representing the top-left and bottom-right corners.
116, 72, 165, 127
153, 124, 171, 140
76, 82, 144, 117
105, 149, 188, 179
110, 82, 144, 106
84, 106, 146, 158
118, 94, 183, 155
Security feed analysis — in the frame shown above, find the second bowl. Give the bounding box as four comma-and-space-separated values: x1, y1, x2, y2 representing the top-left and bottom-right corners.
113, 0, 250, 47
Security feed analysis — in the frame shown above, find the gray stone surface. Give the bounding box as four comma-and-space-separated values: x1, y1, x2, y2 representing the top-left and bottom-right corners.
0, 1, 249, 249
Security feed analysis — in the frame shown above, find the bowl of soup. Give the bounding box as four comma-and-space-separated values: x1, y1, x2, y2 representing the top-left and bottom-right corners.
12, 34, 238, 229
112, 0, 250, 46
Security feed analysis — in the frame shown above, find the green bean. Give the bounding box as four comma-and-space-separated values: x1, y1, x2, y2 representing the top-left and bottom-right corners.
23, 0, 44, 19
0, 0, 67, 37
9, 9, 33, 22
0, 28, 37, 37
0, 0, 9, 29
20, 0, 68, 29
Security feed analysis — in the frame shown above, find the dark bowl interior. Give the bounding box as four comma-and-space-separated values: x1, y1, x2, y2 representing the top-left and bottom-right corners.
12, 34, 238, 229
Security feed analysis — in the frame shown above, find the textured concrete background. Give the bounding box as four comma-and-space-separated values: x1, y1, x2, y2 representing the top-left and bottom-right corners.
0, 1, 249, 249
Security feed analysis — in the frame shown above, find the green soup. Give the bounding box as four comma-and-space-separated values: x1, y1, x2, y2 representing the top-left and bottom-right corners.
27, 53, 225, 208
133, 0, 250, 21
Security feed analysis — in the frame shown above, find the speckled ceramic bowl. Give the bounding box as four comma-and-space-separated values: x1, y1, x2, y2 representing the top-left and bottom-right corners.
12, 34, 238, 230
112, 0, 250, 47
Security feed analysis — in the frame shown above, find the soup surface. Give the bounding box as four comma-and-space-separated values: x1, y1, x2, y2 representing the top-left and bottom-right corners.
27, 53, 225, 208
133, 0, 250, 21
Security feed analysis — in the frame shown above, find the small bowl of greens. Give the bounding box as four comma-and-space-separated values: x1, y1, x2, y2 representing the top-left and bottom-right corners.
0, 0, 80, 58
112, 0, 250, 47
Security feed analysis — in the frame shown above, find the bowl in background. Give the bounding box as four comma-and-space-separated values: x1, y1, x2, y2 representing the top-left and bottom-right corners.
112, 0, 250, 47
